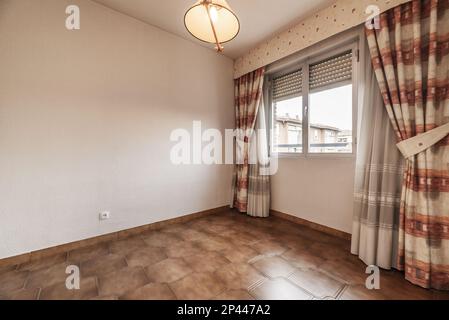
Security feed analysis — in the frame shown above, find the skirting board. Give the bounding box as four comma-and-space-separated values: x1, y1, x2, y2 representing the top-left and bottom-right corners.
1, 206, 351, 267
270, 210, 352, 241
0, 206, 228, 268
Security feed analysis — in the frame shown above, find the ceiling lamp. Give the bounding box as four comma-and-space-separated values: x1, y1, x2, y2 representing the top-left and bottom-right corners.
184, 0, 240, 52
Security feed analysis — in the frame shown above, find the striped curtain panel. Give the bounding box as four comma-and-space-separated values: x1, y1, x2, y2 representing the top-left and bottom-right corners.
247, 97, 271, 218
231, 68, 265, 213
351, 38, 405, 270
366, 0, 449, 290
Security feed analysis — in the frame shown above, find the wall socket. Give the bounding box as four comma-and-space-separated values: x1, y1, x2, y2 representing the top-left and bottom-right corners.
99, 211, 111, 221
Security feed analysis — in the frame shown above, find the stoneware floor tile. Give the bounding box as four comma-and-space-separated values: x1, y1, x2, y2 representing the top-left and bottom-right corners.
67, 243, 109, 264
176, 229, 212, 242
214, 290, 254, 300
251, 256, 295, 278
320, 258, 367, 285
1, 210, 447, 300
0, 271, 29, 294
0, 265, 17, 275
159, 223, 189, 234
223, 230, 259, 246
89, 295, 119, 300
288, 268, 345, 298
245, 228, 276, 242
220, 245, 260, 264
125, 247, 167, 268
183, 252, 230, 273
169, 272, 226, 300
142, 231, 183, 248
201, 223, 231, 234
250, 278, 313, 300
309, 242, 353, 262
40, 277, 98, 300
98, 267, 149, 297
431, 290, 449, 300
120, 283, 176, 300
18, 254, 67, 272
276, 234, 312, 251
281, 249, 326, 269
26, 262, 71, 289
215, 263, 266, 291
251, 240, 288, 256
164, 241, 203, 258
378, 271, 434, 300
186, 219, 214, 231
145, 258, 193, 283
81, 254, 127, 277
193, 237, 233, 252
6, 287, 40, 300
339, 285, 387, 300
108, 237, 147, 255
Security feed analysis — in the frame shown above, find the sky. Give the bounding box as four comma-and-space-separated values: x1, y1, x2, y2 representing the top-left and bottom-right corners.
275, 84, 353, 131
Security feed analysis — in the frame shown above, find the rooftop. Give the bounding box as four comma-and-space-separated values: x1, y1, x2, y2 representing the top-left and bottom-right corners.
276, 117, 341, 132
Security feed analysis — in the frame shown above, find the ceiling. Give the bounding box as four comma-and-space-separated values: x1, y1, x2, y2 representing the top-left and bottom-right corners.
92, 0, 335, 59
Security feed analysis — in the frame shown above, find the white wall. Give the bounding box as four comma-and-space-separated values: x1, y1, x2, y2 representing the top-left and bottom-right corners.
271, 158, 355, 234
268, 30, 362, 235
0, 0, 234, 259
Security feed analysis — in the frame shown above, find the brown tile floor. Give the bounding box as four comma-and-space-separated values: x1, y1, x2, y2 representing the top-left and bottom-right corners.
1, 210, 448, 300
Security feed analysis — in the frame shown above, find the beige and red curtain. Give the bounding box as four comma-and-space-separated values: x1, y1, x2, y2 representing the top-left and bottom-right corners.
231, 67, 265, 213
366, 0, 449, 290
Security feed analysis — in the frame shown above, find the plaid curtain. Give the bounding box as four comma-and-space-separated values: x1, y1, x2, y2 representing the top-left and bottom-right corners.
231, 67, 265, 213
366, 0, 449, 290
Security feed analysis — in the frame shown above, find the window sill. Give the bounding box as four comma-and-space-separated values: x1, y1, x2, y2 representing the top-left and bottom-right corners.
272, 152, 356, 160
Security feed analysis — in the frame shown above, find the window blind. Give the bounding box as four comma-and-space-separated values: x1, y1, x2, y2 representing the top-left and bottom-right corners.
272, 69, 302, 101
309, 51, 352, 91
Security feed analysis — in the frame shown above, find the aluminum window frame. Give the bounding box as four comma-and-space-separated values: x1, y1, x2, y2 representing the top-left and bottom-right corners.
266, 39, 359, 159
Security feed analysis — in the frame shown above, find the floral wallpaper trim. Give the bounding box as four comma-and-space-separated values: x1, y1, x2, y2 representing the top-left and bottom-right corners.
233, 0, 411, 79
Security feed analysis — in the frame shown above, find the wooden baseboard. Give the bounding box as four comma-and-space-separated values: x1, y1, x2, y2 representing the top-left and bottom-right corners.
0, 206, 229, 268
270, 210, 351, 241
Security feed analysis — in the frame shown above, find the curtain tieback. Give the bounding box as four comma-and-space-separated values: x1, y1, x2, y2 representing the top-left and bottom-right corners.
396, 122, 449, 159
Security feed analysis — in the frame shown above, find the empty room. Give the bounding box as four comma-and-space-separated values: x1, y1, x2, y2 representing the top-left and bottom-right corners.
1, 0, 449, 306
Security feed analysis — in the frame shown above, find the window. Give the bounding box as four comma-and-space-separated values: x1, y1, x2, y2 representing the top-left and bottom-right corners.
271, 69, 303, 154
268, 45, 357, 156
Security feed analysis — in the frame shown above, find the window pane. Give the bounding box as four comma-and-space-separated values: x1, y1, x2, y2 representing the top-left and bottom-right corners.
308, 84, 352, 153
273, 97, 303, 153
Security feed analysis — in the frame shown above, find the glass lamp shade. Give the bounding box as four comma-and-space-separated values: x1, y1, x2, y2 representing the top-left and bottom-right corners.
184, 0, 240, 48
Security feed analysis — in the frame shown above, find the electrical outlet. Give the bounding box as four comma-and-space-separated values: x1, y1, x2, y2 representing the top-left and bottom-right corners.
99, 211, 110, 221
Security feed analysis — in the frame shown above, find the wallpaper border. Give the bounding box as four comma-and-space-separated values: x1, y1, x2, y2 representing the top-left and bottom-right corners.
233, 0, 410, 79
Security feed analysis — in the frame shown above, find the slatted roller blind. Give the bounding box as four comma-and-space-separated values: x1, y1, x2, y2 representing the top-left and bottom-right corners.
272, 69, 302, 101
309, 51, 352, 91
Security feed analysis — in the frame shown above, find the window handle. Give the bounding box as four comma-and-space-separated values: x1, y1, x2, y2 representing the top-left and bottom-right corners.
304, 105, 308, 117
